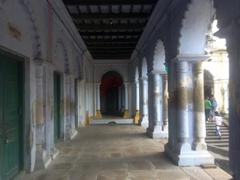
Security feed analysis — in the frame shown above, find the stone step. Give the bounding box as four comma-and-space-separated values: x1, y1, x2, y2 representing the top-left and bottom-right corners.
206, 136, 228, 140
206, 139, 229, 144
208, 145, 229, 157
90, 118, 134, 125
207, 129, 229, 133
206, 127, 229, 130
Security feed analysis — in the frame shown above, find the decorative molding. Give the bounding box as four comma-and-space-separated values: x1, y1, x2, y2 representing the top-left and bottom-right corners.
55, 39, 70, 74
177, 54, 209, 62
20, 0, 42, 60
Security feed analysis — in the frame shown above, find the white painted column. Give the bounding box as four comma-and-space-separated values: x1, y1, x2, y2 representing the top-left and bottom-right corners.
95, 83, 102, 118
70, 76, 77, 139
176, 61, 191, 152
134, 81, 140, 124
136, 81, 140, 111
165, 56, 213, 166
162, 74, 169, 131
123, 82, 130, 118
147, 71, 168, 138
193, 62, 207, 150
34, 62, 49, 170
140, 77, 148, 128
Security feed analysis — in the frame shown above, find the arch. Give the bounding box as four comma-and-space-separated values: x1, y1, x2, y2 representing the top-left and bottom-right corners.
54, 39, 70, 73
153, 40, 166, 72
19, 0, 42, 60
98, 69, 125, 83
142, 57, 148, 78
179, 0, 214, 55
100, 71, 124, 116
135, 66, 139, 82
204, 70, 214, 98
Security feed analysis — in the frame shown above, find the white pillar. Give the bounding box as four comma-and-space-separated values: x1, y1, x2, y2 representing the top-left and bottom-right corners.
193, 62, 207, 150
165, 56, 213, 166
176, 61, 191, 152
140, 77, 148, 128
134, 81, 140, 124
123, 82, 130, 118
162, 74, 169, 131
70, 76, 77, 139
34, 62, 50, 170
95, 83, 102, 118
147, 71, 167, 138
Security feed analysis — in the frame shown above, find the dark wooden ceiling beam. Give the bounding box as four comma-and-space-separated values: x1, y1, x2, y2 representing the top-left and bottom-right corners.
63, 0, 157, 5
83, 35, 139, 39
77, 23, 145, 30
92, 54, 130, 58
80, 31, 142, 36
85, 38, 138, 43
88, 45, 135, 49
86, 43, 137, 47
71, 13, 150, 20
90, 49, 134, 52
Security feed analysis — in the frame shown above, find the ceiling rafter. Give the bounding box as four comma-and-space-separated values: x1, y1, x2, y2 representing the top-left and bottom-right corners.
63, 0, 158, 59
80, 31, 142, 36
64, 0, 157, 5
71, 13, 150, 20
77, 23, 146, 30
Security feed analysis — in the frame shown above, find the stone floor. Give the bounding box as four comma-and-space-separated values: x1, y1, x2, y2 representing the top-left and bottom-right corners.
19, 125, 232, 180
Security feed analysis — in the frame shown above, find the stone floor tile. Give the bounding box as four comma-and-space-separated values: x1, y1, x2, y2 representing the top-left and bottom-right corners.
18, 125, 232, 180
156, 170, 191, 180
181, 167, 213, 180
203, 167, 232, 179
127, 160, 155, 170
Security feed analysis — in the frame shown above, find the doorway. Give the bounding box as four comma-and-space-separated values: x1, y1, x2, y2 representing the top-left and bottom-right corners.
0, 50, 24, 180
53, 72, 61, 143
100, 71, 123, 116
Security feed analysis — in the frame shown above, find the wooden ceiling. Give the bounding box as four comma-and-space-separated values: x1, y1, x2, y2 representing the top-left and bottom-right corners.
63, 0, 158, 59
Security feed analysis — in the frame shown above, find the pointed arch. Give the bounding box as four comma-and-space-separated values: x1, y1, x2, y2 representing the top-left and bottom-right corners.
54, 39, 70, 73
142, 57, 148, 78
153, 40, 166, 73
20, 0, 42, 60
135, 66, 139, 82
179, 0, 215, 55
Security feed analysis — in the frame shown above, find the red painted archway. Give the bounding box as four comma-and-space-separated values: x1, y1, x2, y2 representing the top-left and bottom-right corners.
100, 71, 124, 116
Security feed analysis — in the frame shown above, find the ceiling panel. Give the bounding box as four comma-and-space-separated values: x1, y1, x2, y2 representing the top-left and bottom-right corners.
63, 0, 158, 59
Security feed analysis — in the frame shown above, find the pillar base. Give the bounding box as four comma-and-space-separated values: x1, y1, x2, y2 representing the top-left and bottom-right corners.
70, 129, 78, 140
134, 110, 140, 124
85, 111, 90, 125
140, 116, 148, 129
147, 126, 168, 139
95, 110, 102, 119
51, 147, 59, 160
34, 147, 51, 170
165, 144, 214, 166
123, 110, 130, 119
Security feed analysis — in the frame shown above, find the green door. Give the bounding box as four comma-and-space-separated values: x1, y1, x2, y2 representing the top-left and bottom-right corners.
0, 51, 23, 180
54, 72, 61, 143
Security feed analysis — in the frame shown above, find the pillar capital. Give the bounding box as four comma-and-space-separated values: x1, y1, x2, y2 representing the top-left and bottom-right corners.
177, 54, 209, 63
149, 70, 166, 76
140, 76, 148, 81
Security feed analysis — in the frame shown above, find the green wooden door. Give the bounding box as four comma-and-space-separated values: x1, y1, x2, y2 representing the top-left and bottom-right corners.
54, 72, 61, 143
0, 52, 23, 180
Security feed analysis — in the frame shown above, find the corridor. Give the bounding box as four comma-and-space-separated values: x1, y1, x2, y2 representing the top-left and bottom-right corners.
19, 125, 231, 180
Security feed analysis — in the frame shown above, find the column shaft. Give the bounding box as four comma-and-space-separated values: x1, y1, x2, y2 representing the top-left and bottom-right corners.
134, 81, 140, 124
163, 74, 168, 129
95, 83, 102, 118
177, 61, 191, 151
123, 82, 130, 118
140, 77, 148, 128
193, 62, 207, 150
